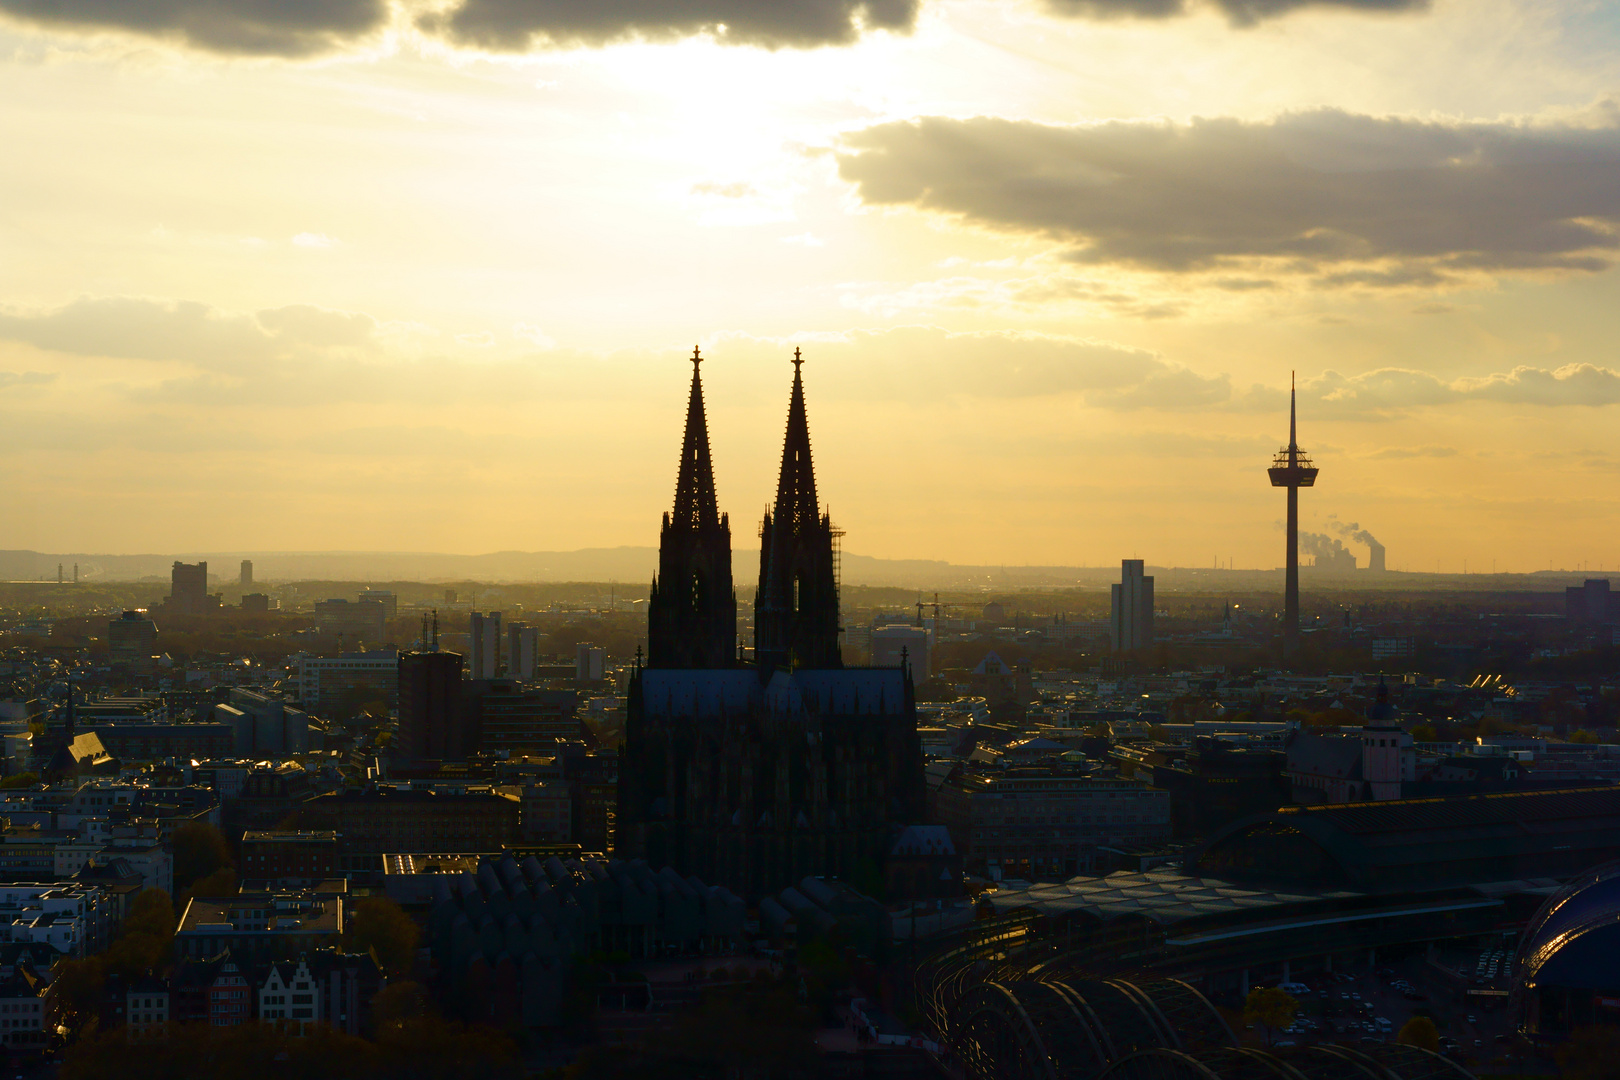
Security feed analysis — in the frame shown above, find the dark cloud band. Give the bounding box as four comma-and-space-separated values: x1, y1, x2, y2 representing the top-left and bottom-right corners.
419, 0, 918, 50
0, 0, 385, 56
836, 108, 1620, 280
0, 0, 1430, 55
1045, 0, 1426, 27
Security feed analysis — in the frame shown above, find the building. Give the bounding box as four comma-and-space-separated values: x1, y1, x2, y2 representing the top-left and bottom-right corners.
125, 974, 170, 1040
241, 593, 271, 613
167, 561, 217, 616
296, 651, 398, 714
175, 890, 344, 964
620, 351, 925, 899
358, 589, 397, 619
397, 648, 466, 761
1366, 539, 1387, 572
1109, 559, 1154, 652
240, 832, 338, 884
1285, 725, 1415, 803
1566, 578, 1617, 624
934, 763, 1171, 879
575, 644, 606, 682
1193, 786, 1620, 891
566, 750, 617, 853
507, 623, 539, 681
215, 688, 308, 756
464, 682, 579, 755
296, 787, 521, 861
0, 967, 49, 1051
1514, 859, 1620, 1038
240, 560, 253, 588
872, 624, 930, 681
258, 956, 321, 1035
470, 611, 501, 679
107, 611, 158, 672
313, 599, 388, 648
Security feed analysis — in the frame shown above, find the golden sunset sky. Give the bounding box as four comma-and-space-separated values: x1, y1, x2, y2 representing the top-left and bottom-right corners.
3, 0, 1620, 573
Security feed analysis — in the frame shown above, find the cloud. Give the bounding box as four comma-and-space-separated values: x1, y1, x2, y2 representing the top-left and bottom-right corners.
0, 371, 56, 389
0, 297, 377, 371
1045, 0, 1426, 28
418, 0, 919, 51
1363, 444, 1457, 459
837, 107, 1620, 283
0, 0, 386, 56
291, 232, 337, 249
1299, 363, 1620, 414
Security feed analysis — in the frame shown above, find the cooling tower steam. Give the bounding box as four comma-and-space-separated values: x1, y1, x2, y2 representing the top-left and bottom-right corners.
1327, 515, 1387, 572
1301, 532, 1358, 571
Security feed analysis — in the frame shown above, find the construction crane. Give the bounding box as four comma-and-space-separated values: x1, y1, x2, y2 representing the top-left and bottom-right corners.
914, 592, 955, 626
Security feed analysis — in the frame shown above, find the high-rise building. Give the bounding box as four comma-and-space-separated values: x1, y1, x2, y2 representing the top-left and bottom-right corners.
108, 611, 158, 671
575, 644, 605, 682
1110, 559, 1154, 652
168, 561, 212, 615
507, 623, 539, 681
754, 348, 841, 671
470, 611, 501, 679
646, 347, 737, 669
313, 598, 387, 647
240, 560, 253, 588
872, 624, 931, 681
462, 681, 579, 755
398, 649, 465, 761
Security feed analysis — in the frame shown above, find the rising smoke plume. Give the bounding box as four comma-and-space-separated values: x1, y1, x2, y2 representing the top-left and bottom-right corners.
1300, 531, 1358, 570
1327, 514, 1380, 548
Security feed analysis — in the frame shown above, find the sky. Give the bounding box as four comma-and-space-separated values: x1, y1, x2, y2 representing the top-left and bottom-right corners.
3, 0, 1620, 574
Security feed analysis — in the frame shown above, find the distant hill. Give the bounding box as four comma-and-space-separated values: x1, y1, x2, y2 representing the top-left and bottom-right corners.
0, 548, 1594, 593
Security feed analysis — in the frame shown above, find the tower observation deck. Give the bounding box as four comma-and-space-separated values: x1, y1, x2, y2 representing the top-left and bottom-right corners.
1268, 374, 1317, 658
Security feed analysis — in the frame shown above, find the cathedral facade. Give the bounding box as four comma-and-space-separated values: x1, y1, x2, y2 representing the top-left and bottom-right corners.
619, 349, 924, 900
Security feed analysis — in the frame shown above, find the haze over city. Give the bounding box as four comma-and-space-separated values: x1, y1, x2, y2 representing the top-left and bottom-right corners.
6, 0, 1620, 573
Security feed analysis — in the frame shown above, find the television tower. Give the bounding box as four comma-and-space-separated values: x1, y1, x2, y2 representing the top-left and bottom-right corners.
1268, 373, 1318, 658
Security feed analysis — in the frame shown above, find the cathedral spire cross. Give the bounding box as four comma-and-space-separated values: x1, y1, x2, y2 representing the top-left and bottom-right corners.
792, 347, 802, 372
692, 345, 702, 370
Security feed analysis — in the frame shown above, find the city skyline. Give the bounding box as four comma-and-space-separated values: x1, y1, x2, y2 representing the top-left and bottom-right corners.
5, 1, 1620, 572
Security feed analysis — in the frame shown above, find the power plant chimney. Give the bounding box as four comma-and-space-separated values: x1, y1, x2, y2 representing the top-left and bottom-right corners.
1268, 373, 1318, 658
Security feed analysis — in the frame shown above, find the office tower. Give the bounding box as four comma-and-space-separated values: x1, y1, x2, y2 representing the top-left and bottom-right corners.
508, 623, 539, 681
169, 561, 210, 615
240, 560, 253, 588
646, 346, 737, 668
398, 648, 466, 761
872, 624, 931, 681
1110, 559, 1155, 652
754, 348, 841, 671
1267, 375, 1318, 657
470, 611, 502, 679
108, 610, 158, 671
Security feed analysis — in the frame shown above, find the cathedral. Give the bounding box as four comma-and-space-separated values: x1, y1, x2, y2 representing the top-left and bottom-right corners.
619, 348, 925, 900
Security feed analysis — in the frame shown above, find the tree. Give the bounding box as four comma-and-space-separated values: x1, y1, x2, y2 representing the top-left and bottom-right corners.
171, 821, 234, 892
1242, 987, 1298, 1046
0, 771, 39, 789
1558, 1025, 1620, 1080
1397, 1016, 1440, 1053
342, 896, 420, 975
1410, 723, 1438, 743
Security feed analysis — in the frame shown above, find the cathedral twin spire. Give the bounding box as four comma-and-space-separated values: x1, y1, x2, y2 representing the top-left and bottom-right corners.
647, 345, 840, 672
